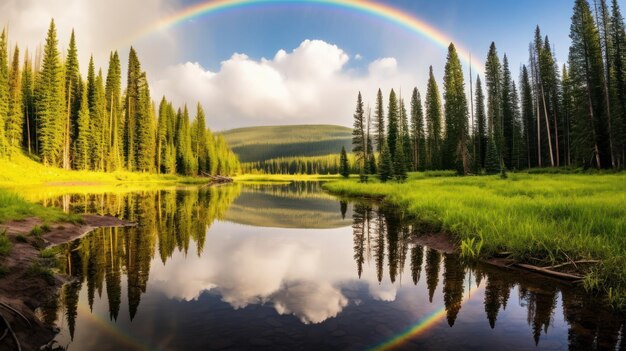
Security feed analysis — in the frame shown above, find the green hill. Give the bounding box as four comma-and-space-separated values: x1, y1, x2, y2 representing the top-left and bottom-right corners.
221, 125, 352, 162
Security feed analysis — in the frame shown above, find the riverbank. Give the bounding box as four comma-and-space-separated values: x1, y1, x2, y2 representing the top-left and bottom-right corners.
323, 172, 626, 308
0, 214, 135, 351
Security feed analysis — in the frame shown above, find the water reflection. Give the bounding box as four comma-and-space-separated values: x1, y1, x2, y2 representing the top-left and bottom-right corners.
25, 183, 625, 350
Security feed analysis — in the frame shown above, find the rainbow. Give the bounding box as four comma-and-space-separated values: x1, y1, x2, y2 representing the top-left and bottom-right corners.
369, 282, 484, 351
73, 302, 153, 351
126, 0, 483, 73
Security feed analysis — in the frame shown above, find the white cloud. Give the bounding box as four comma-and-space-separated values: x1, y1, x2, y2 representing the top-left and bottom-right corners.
152, 39, 419, 130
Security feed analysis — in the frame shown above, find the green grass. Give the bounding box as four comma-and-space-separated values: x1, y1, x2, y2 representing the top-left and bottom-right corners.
0, 152, 206, 187
0, 189, 80, 224
324, 172, 626, 307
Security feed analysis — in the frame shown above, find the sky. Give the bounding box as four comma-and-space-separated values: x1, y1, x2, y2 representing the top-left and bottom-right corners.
1, 0, 623, 130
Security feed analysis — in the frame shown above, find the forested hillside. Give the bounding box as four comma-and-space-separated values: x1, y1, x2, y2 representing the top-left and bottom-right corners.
222, 125, 352, 163
0, 20, 240, 177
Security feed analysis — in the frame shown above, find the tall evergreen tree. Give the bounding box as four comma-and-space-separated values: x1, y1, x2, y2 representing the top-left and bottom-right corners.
610, 0, 626, 166
125, 47, 141, 171
74, 81, 90, 170
176, 106, 196, 175
340, 145, 349, 178
521, 65, 536, 168
442, 43, 470, 174
387, 89, 399, 159
7, 45, 22, 152
373, 88, 385, 152
135, 72, 155, 172
425, 66, 443, 169
501, 55, 515, 168
399, 97, 413, 171
65, 30, 81, 144
378, 142, 393, 182
393, 136, 408, 181
192, 103, 209, 173
352, 92, 366, 170
410, 87, 426, 171
90, 70, 107, 170
22, 52, 35, 153
37, 20, 66, 166
105, 51, 123, 170
485, 42, 504, 172
569, 0, 611, 168
474, 76, 487, 170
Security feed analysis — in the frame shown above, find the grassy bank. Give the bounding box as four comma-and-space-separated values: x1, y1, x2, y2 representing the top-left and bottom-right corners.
0, 153, 209, 224
323, 172, 626, 307
0, 153, 206, 188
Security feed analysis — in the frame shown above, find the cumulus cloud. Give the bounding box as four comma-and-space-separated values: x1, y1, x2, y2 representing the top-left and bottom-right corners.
152, 39, 419, 130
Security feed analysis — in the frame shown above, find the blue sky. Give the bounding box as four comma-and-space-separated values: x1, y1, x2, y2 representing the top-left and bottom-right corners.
171, 0, 579, 74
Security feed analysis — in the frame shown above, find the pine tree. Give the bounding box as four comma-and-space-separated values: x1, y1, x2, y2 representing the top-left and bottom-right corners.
610, 0, 626, 166
569, 0, 611, 168
443, 43, 470, 174
176, 106, 196, 175
74, 81, 90, 170
393, 136, 407, 181
373, 88, 385, 151
157, 97, 168, 173
561, 65, 574, 167
484, 137, 500, 174
426, 66, 443, 169
136, 72, 156, 172
7, 45, 23, 153
410, 87, 425, 171
125, 47, 141, 171
105, 51, 123, 170
37, 20, 66, 166
90, 69, 106, 170
192, 103, 209, 173
368, 152, 377, 175
65, 30, 81, 145
378, 142, 393, 182
399, 97, 413, 171
22, 52, 35, 153
485, 42, 504, 171
520, 65, 535, 168
474, 76, 487, 170
500, 55, 515, 168
387, 89, 399, 159
340, 145, 349, 178
352, 92, 366, 170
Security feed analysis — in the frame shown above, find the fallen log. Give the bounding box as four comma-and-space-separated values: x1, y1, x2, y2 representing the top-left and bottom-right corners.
515, 263, 584, 281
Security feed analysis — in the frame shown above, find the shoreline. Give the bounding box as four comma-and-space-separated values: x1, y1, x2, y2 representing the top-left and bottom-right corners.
0, 215, 135, 351
323, 173, 626, 309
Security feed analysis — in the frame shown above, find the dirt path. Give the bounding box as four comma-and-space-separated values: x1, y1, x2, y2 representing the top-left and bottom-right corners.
0, 215, 135, 351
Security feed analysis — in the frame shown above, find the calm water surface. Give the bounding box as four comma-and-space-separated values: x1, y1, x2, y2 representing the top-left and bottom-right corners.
30, 182, 625, 351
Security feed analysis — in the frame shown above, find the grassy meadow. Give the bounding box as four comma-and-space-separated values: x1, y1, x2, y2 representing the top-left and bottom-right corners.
324, 172, 626, 306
